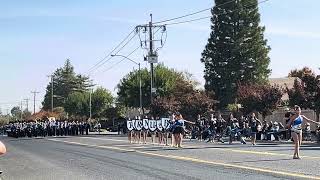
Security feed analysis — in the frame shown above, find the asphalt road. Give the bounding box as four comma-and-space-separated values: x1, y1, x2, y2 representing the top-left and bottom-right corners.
0, 136, 319, 180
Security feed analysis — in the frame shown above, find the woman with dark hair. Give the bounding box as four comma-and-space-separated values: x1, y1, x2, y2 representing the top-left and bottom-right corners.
287, 105, 320, 159
172, 113, 194, 148
249, 112, 261, 146
284, 112, 293, 140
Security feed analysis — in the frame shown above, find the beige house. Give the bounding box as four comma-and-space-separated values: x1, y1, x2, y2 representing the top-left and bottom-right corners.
267, 77, 318, 130
269, 77, 300, 101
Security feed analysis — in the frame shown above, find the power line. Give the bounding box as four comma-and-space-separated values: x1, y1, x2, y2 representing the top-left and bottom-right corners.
164, 0, 270, 26
153, 0, 237, 24
86, 28, 136, 74
165, 16, 211, 26
102, 46, 140, 73
87, 28, 135, 73
88, 32, 138, 74
0, 100, 41, 106
0, 101, 20, 105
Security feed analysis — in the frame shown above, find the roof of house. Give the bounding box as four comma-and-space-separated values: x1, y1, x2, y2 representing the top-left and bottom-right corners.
269, 77, 300, 101
269, 77, 299, 89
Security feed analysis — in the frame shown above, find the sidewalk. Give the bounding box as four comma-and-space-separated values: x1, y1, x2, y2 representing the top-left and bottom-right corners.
256, 139, 320, 145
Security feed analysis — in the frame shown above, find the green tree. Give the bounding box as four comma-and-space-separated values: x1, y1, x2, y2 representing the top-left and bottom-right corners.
65, 88, 114, 118
117, 64, 186, 109
91, 87, 114, 118
201, 0, 271, 108
42, 59, 92, 110
65, 92, 88, 117
103, 106, 125, 120
286, 79, 308, 108
11, 106, 21, 119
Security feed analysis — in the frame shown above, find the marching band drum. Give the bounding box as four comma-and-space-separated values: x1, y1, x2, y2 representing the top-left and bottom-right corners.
127, 117, 172, 144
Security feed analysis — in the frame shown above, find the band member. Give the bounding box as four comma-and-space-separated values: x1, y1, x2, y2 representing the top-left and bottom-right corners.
133, 116, 142, 144
127, 118, 134, 143
162, 117, 171, 146
142, 116, 148, 144
149, 117, 157, 144
156, 117, 164, 145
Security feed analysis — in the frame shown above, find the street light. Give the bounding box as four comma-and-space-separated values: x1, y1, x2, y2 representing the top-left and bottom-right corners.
111, 54, 143, 115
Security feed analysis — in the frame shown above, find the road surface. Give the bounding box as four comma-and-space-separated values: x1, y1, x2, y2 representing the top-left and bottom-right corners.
0, 136, 319, 180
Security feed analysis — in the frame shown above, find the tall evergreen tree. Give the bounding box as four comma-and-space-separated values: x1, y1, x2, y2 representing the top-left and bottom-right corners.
201, 0, 271, 108
42, 59, 93, 110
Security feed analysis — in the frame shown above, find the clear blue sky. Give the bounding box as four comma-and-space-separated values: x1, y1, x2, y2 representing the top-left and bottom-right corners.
0, 0, 320, 113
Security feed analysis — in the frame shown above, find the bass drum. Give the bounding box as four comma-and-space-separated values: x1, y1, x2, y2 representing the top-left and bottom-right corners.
126, 120, 134, 131
135, 120, 143, 131
148, 120, 157, 132
157, 120, 163, 131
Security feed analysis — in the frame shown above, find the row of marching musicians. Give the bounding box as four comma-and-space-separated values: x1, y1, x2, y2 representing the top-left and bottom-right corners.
126, 113, 194, 148
5, 120, 91, 138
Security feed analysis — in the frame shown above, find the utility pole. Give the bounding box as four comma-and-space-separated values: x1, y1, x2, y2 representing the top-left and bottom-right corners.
138, 63, 142, 115
135, 15, 166, 109
24, 98, 30, 112
31, 91, 40, 114
149, 14, 154, 105
20, 101, 23, 120
47, 75, 54, 112
89, 89, 93, 119
51, 75, 54, 112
